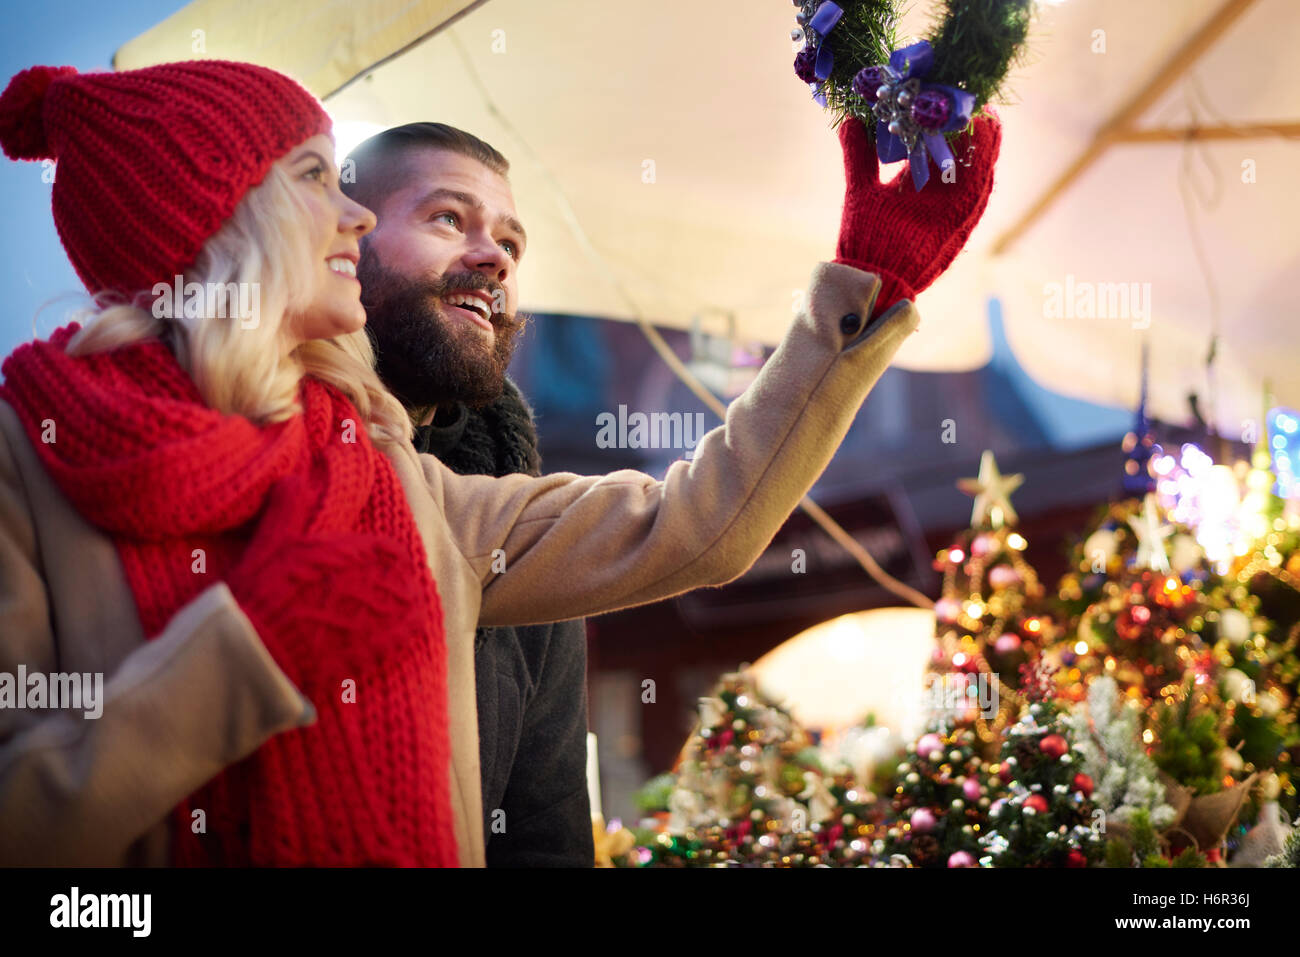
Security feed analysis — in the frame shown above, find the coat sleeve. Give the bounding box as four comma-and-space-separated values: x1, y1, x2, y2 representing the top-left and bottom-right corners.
425, 262, 918, 627
0, 416, 316, 865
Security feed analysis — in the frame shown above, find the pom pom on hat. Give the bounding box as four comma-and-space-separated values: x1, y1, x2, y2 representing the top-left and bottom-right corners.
0, 65, 77, 160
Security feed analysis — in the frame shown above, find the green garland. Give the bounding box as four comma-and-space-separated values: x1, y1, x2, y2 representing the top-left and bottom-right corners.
802, 0, 1034, 131
812, 1, 897, 124
927, 0, 1034, 107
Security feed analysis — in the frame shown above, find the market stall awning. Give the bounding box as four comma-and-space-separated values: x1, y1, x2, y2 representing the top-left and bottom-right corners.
115, 0, 1300, 435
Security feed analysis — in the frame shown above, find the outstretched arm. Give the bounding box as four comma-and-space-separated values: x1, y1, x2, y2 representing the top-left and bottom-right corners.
423, 261, 918, 627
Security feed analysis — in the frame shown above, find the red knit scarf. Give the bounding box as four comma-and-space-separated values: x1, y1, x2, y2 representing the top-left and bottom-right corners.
0, 325, 459, 866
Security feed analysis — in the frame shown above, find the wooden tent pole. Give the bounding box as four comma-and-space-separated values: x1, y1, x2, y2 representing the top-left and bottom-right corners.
992, 0, 1259, 256
1111, 122, 1300, 142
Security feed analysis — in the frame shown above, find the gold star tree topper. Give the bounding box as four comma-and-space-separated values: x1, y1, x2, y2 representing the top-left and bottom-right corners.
957, 450, 1024, 530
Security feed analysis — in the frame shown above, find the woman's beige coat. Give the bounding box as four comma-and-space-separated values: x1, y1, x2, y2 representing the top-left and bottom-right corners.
0, 262, 916, 866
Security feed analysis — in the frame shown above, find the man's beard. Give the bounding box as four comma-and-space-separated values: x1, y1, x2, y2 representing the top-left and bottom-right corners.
357, 250, 527, 410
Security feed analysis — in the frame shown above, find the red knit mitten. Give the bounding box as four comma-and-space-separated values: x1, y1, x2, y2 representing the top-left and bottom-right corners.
834, 111, 1002, 318
224, 475, 427, 699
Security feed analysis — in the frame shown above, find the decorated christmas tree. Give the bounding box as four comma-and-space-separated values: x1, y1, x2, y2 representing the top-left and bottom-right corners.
930, 451, 1055, 743
624, 395, 1299, 865
979, 663, 1104, 867
1216, 418, 1300, 819
626, 671, 881, 867
1051, 494, 1216, 706
1049, 388, 1297, 844
873, 722, 996, 867
1203, 590, 1294, 800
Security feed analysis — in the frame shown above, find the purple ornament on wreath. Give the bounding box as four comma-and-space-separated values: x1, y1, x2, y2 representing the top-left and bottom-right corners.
910, 88, 952, 129
852, 65, 890, 102
794, 46, 819, 84
859, 40, 976, 190
789, 2, 844, 107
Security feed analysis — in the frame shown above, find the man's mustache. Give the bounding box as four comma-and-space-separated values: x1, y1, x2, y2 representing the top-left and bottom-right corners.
369, 273, 510, 325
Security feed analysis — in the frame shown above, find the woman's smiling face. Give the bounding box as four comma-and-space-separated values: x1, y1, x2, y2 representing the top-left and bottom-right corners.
276, 134, 378, 352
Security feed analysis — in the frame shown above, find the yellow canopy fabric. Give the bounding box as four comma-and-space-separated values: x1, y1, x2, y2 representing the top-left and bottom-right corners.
114, 0, 485, 98
114, 0, 1300, 434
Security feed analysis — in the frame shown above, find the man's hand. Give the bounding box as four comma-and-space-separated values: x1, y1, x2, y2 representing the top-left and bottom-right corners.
834, 110, 1002, 318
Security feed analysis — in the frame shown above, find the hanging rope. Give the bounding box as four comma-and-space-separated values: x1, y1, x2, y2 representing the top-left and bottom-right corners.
1178, 77, 1226, 447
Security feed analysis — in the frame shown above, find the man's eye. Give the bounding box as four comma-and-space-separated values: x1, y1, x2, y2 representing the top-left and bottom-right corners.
303, 164, 326, 182
433, 211, 459, 227
500, 240, 519, 260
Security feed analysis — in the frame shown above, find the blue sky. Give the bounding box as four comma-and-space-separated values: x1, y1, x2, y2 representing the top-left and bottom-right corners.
0, 1, 182, 357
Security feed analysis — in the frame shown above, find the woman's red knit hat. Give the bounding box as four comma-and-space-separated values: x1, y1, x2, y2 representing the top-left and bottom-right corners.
0, 60, 331, 298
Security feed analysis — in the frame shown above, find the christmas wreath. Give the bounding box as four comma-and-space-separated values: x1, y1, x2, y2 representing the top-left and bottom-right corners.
791, 0, 1033, 189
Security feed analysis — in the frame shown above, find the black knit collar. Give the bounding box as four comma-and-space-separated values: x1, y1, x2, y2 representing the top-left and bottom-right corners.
412, 377, 542, 479
416, 403, 470, 460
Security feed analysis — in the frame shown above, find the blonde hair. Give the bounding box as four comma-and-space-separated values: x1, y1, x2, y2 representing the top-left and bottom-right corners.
65, 164, 412, 448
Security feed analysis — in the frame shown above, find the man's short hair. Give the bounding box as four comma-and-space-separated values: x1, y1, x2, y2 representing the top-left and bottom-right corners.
342, 122, 510, 212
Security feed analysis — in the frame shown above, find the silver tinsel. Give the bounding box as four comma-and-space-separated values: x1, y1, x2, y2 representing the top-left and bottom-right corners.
871, 76, 926, 153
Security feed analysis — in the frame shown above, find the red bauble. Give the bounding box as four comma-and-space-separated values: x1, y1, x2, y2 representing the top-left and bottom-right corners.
1072, 772, 1094, 797
1038, 734, 1069, 759
1116, 603, 1152, 641
1065, 848, 1088, 868
1024, 794, 1049, 814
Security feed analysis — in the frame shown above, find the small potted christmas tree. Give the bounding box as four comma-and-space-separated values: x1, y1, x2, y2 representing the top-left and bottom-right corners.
979, 662, 1104, 867
874, 721, 997, 867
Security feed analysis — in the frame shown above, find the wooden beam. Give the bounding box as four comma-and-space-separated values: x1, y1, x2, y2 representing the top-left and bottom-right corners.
992, 0, 1259, 256
1112, 122, 1300, 142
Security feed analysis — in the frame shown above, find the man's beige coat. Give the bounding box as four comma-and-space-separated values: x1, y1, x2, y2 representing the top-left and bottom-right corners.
0, 262, 916, 865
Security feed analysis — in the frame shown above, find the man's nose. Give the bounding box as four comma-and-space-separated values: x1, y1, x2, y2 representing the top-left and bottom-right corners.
465, 233, 510, 282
